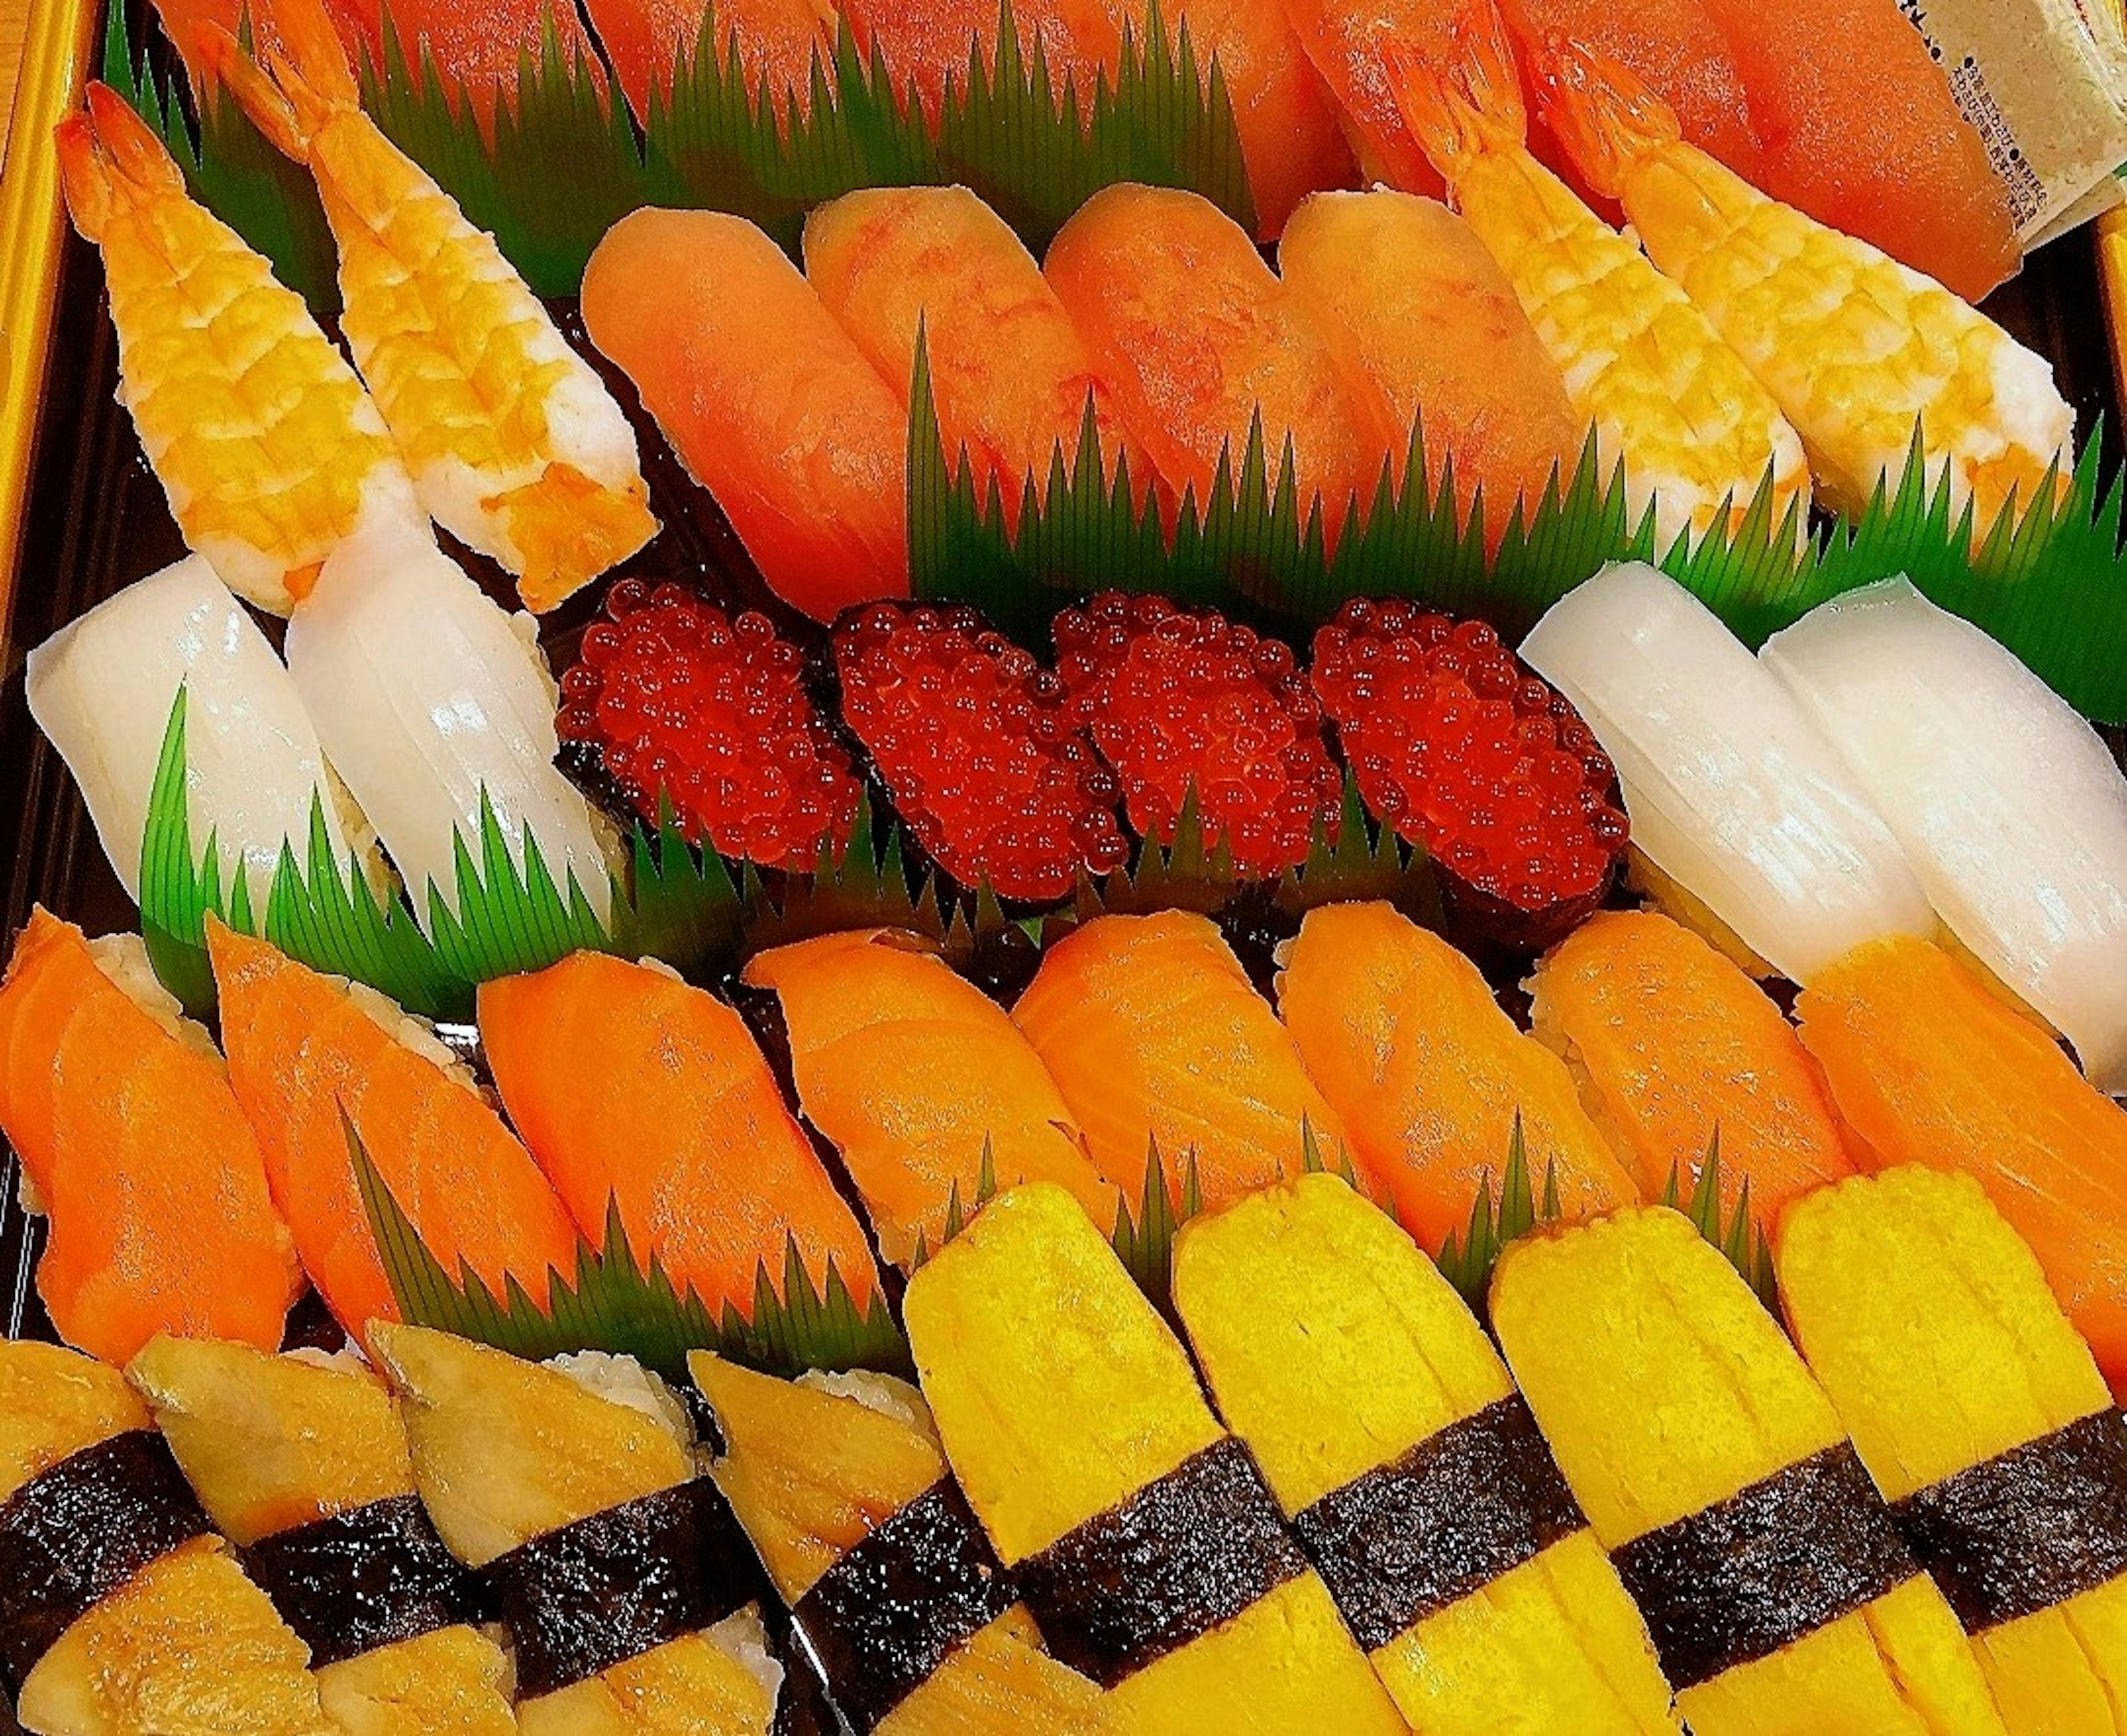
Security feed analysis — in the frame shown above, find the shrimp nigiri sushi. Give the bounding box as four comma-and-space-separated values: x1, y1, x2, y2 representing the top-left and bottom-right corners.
1527, 909, 1858, 1219
691, 1353, 1108, 1732
1795, 935, 2127, 1399
1763, 579, 2127, 1093
0, 911, 299, 1364
208, 921, 582, 1341
1010, 910, 1357, 1207
582, 208, 908, 622
802, 186, 1157, 529
1044, 184, 1372, 542
369, 1324, 785, 1735
582, 0, 835, 124
479, 950, 882, 1318
1279, 188, 1584, 545
27, 557, 377, 913
1275, 902, 1635, 1250
741, 929, 1118, 1267
55, 83, 424, 615
1, 1340, 333, 1735
1540, 43, 2068, 534
1520, 563, 1934, 985
903, 1183, 1410, 1735
213, 0, 656, 613
127, 1336, 516, 1735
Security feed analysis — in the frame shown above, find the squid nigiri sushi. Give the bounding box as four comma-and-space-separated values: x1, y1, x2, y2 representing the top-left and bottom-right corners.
0, 911, 299, 1364
1520, 563, 1934, 985
369, 1324, 784, 1735
802, 186, 1158, 528
1275, 902, 1635, 1250
479, 950, 882, 1319
282, 519, 616, 933
208, 921, 582, 1341
741, 929, 1118, 1268
1795, 935, 2127, 1398
1044, 184, 1372, 542
1278, 188, 1584, 545
1, 1340, 333, 1735
690, 1353, 1108, 1732
213, 0, 656, 613
582, 0, 835, 123
1540, 44, 2068, 534
26, 557, 377, 913
1527, 909, 1858, 1218
55, 83, 424, 615
582, 207, 908, 622
903, 1183, 1410, 1735
1010, 909, 1357, 1207
1763, 579, 2127, 1093
127, 1336, 516, 1735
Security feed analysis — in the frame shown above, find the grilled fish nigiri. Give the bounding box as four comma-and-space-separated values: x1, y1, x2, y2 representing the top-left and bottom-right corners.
0, 1340, 333, 1735
1390, 11, 1808, 553
207, 921, 581, 1343
54, 83, 423, 615
1777, 1168, 2127, 1733
691, 1354, 1108, 1732
479, 950, 883, 1319
741, 928, 1118, 1268
582, 207, 908, 622
210, 0, 655, 613
1173, 1175, 1682, 1733
904, 1183, 1410, 1735
127, 1336, 515, 1735
803, 186, 1158, 529
1045, 184, 1373, 543
1527, 909, 1858, 1219
1796, 936, 2127, 1400
369, 1325, 782, 1735
1011, 909, 1357, 1208
1539, 43, 2069, 537
582, 0, 835, 123
1493, 1207, 2008, 1736
1280, 188, 1585, 547
0, 911, 299, 1364
1276, 902, 1635, 1252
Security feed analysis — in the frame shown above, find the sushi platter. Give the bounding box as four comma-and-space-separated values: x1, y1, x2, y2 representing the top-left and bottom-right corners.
4, 0, 2127, 1730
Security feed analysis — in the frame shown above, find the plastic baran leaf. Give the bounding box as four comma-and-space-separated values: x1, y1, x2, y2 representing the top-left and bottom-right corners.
1659, 1132, 1779, 1311
1433, 1115, 1560, 1315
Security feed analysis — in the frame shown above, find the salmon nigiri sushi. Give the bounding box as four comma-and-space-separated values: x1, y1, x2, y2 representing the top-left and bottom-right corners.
0, 911, 299, 1364
207, 921, 582, 1342
1044, 184, 1372, 542
741, 929, 1119, 1267
582, 208, 908, 622
128, 1336, 516, 1735
1279, 189, 1583, 544
1276, 902, 1634, 1251
1011, 910, 1357, 1207
803, 186, 1159, 529
1796, 936, 2127, 1399
842, 0, 1122, 124
582, 0, 835, 124
336, 0, 602, 137
479, 950, 882, 1318
1527, 910, 1858, 1219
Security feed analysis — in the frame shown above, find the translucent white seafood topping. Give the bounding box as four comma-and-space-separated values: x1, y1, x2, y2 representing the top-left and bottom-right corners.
1520, 563, 1934, 983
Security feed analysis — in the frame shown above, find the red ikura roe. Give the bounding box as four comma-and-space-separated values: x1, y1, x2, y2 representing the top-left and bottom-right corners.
1054, 593, 1342, 877
833, 602, 1128, 901
1310, 600, 1628, 913
556, 580, 860, 869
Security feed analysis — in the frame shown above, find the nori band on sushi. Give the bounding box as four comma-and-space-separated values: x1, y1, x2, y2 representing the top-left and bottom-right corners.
0, 1431, 212, 1687
1613, 1443, 1917, 1689
1293, 1394, 1587, 1651
792, 1477, 1019, 1734
1890, 1409, 2127, 1634
240, 1494, 486, 1670
484, 1476, 762, 1700
1014, 1435, 1308, 1689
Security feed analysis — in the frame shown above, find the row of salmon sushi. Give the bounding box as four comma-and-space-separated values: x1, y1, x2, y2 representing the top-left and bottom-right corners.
147, 0, 2022, 308
3, 1160, 2121, 1732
